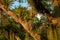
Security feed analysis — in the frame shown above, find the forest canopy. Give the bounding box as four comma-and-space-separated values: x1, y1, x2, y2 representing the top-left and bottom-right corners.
0, 0, 60, 40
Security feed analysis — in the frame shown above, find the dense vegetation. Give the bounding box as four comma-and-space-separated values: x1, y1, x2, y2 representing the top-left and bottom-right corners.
0, 0, 60, 40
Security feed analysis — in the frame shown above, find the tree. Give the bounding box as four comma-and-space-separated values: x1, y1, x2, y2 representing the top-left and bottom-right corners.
0, 0, 41, 40
0, 0, 60, 40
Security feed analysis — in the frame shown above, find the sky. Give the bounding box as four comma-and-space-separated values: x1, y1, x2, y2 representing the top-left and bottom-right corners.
11, 0, 29, 9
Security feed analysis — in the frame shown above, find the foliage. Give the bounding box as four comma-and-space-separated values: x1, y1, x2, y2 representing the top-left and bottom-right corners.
42, 0, 54, 14
0, 35, 8, 40
0, 0, 13, 8
0, 0, 60, 40
11, 6, 30, 20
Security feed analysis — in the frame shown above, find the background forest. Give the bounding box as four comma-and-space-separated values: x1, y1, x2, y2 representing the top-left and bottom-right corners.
0, 0, 60, 40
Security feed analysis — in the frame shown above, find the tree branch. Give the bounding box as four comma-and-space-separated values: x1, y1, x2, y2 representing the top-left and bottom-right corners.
0, 3, 40, 40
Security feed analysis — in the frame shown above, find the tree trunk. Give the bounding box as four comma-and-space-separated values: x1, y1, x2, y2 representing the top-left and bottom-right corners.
25, 32, 30, 40
53, 0, 60, 40
10, 30, 15, 40
15, 35, 21, 40
47, 26, 54, 40
55, 18, 60, 40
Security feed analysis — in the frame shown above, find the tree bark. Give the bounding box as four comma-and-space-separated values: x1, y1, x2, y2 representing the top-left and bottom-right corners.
10, 30, 15, 40
47, 26, 54, 40
0, 3, 40, 40
55, 18, 60, 40
15, 35, 21, 40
